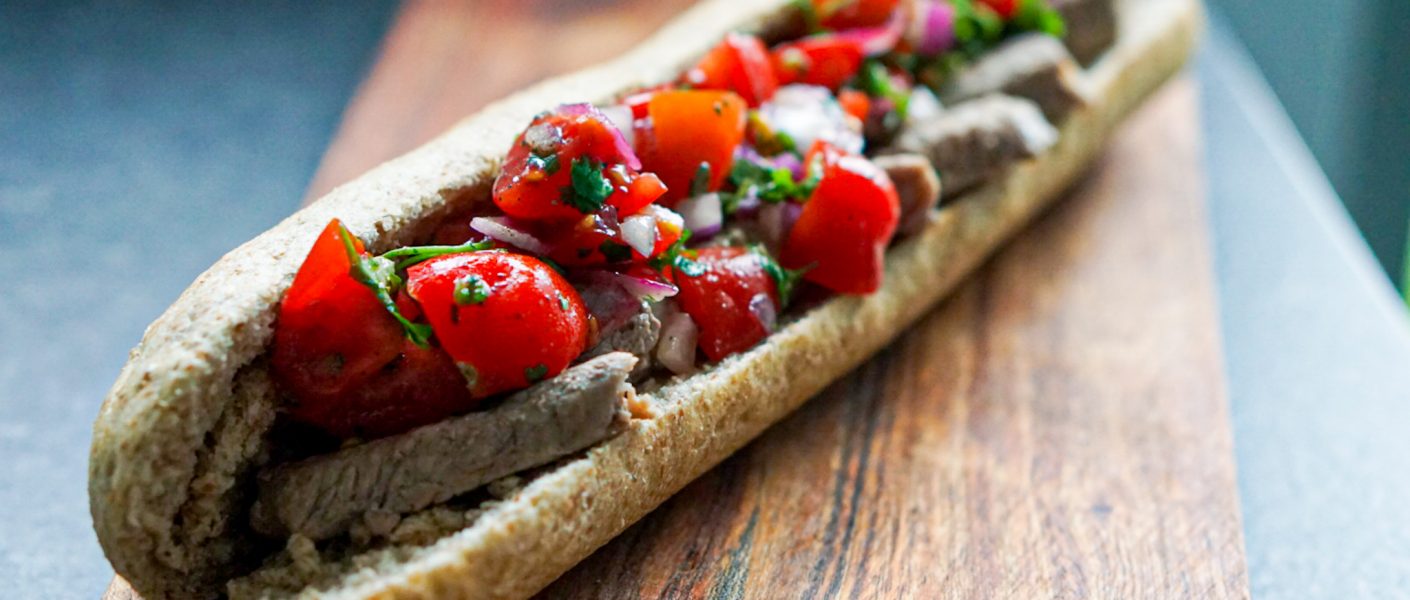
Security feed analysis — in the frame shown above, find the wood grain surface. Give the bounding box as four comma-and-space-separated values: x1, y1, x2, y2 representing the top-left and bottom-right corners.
108, 0, 1250, 597
538, 78, 1249, 599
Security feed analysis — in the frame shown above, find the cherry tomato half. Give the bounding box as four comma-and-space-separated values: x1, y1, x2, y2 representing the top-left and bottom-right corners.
979, 0, 1020, 20
405, 251, 590, 398
674, 246, 781, 362
838, 89, 872, 122
494, 105, 666, 222
812, 0, 900, 29
781, 142, 900, 294
684, 33, 779, 107
271, 219, 474, 439
771, 36, 865, 91
635, 90, 747, 206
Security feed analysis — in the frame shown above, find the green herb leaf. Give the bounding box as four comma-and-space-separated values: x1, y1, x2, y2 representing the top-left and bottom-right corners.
382, 239, 494, 271
528, 152, 561, 176
858, 59, 911, 121
562, 157, 614, 214
725, 154, 821, 209
647, 230, 706, 278
452, 274, 491, 305
337, 225, 434, 346
599, 240, 633, 263
791, 0, 824, 34
1012, 0, 1066, 38
690, 162, 713, 197
524, 363, 549, 383
749, 243, 808, 308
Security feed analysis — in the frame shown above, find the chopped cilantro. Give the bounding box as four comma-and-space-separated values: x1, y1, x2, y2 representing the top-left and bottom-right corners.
562, 157, 614, 214
336, 226, 433, 346
690, 162, 712, 197
599, 240, 633, 263
539, 257, 567, 276
749, 244, 808, 308
557, 291, 570, 311
648, 230, 706, 278
1012, 0, 1066, 38
452, 274, 491, 305
724, 155, 821, 210
527, 152, 561, 176
381, 239, 493, 271
524, 363, 549, 383
857, 60, 911, 121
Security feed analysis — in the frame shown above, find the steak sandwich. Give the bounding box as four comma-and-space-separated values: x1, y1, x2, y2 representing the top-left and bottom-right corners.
89, 0, 1201, 597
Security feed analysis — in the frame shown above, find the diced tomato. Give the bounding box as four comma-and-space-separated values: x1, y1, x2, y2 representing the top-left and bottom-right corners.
635, 90, 746, 206
493, 104, 665, 222
684, 33, 779, 107
271, 219, 474, 439
812, 0, 900, 29
771, 36, 865, 90
781, 142, 900, 294
837, 89, 872, 122
405, 251, 591, 398
979, 0, 1020, 19
674, 247, 781, 361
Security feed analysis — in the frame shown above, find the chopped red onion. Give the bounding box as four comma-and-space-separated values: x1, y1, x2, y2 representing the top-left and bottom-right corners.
774, 152, 805, 180
748, 293, 777, 333
576, 278, 640, 332
470, 216, 551, 256
598, 104, 638, 150
834, 9, 905, 56
557, 102, 641, 170
656, 312, 700, 375
620, 212, 658, 256
910, 1, 957, 56
578, 269, 679, 303
759, 201, 803, 250
676, 193, 723, 237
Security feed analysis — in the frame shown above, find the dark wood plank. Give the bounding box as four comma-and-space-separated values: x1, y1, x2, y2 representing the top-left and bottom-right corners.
538, 78, 1248, 599
110, 1, 1249, 597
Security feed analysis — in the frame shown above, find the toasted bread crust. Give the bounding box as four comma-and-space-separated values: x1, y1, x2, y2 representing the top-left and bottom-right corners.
90, 0, 1201, 597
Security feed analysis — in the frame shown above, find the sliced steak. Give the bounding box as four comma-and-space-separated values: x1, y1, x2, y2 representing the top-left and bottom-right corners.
581, 302, 660, 381
939, 33, 1087, 121
873, 153, 942, 237
250, 352, 637, 540
888, 94, 1058, 198
1051, 0, 1118, 65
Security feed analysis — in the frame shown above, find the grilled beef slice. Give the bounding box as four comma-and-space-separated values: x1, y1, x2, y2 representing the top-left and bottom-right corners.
250, 352, 637, 540
1051, 0, 1118, 65
873, 153, 943, 237
939, 33, 1087, 121
887, 94, 1058, 198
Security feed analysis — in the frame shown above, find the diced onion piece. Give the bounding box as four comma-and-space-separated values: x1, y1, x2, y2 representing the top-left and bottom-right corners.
656, 311, 700, 375
748, 293, 777, 333
470, 216, 551, 255
908, 0, 957, 56
620, 212, 658, 256
760, 85, 864, 155
906, 87, 944, 126
759, 201, 803, 250
835, 9, 906, 56
558, 102, 641, 170
676, 193, 723, 237
579, 269, 679, 303
598, 104, 637, 150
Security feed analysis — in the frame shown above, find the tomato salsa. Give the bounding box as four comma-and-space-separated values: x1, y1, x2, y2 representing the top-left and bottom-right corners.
271, 0, 1065, 438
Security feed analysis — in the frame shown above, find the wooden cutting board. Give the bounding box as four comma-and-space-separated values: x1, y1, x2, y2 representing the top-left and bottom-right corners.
107, 1, 1248, 597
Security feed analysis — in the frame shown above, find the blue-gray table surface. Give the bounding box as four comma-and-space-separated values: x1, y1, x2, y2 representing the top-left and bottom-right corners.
2, 3, 1407, 598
